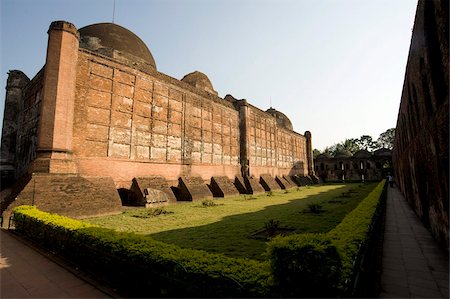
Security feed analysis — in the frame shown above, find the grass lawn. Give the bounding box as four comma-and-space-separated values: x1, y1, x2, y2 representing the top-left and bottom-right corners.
85, 182, 379, 260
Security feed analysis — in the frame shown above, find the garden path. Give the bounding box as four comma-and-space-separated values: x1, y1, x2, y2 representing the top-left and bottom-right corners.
380, 186, 449, 298
0, 229, 115, 298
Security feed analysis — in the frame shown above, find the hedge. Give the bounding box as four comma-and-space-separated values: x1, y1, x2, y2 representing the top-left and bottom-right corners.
267, 179, 387, 297
328, 179, 387, 287
268, 233, 342, 297
13, 206, 271, 297
13, 180, 386, 297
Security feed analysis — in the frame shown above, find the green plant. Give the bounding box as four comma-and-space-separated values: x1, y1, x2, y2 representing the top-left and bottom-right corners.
13, 205, 271, 297
307, 203, 324, 213
130, 207, 173, 218
266, 191, 274, 197
267, 180, 387, 296
328, 180, 387, 286
87, 183, 377, 261
267, 234, 342, 297
243, 195, 257, 200
283, 189, 291, 194
201, 199, 220, 207
339, 192, 352, 198
328, 199, 345, 204
264, 219, 280, 237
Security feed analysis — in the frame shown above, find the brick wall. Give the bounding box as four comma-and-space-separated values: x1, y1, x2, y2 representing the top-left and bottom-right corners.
392, 0, 449, 250
247, 106, 308, 177
72, 51, 241, 183
15, 70, 44, 177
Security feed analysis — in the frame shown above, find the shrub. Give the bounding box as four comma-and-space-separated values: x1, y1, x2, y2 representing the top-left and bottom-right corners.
266, 191, 274, 197
201, 199, 220, 207
13, 206, 271, 297
129, 207, 173, 218
243, 195, 257, 200
307, 203, 324, 213
264, 219, 280, 237
267, 234, 341, 297
328, 180, 387, 287
267, 180, 387, 297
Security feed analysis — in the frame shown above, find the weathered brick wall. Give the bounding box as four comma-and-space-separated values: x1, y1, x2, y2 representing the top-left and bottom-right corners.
5, 173, 122, 219
247, 106, 307, 177
1, 70, 31, 186
73, 51, 241, 185
315, 156, 390, 182
15, 70, 44, 178
393, 0, 449, 250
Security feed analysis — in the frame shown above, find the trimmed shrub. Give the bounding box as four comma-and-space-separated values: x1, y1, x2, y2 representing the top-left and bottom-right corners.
12, 180, 386, 297
268, 234, 341, 297
267, 180, 387, 296
13, 206, 271, 297
328, 179, 387, 288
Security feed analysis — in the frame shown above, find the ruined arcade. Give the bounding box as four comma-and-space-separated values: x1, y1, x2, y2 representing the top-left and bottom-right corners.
0, 21, 315, 217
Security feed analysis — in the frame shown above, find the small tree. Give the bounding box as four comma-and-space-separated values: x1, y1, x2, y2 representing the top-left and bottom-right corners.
355, 135, 377, 151
376, 128, 395, 150
313, 148, 321, 159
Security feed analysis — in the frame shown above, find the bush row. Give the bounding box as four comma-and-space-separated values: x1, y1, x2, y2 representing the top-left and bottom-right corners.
267, 179, 387, 297
13, 180, 386, 297
13, 206, 271, 297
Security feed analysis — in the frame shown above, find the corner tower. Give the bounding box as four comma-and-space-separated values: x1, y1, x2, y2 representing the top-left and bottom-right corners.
31, 21, 80, 173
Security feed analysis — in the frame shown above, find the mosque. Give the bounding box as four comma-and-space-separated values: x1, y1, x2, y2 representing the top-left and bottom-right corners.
0, 21, 316, 217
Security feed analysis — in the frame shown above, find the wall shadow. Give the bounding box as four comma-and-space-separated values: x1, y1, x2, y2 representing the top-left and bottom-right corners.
147, 183, 377, 260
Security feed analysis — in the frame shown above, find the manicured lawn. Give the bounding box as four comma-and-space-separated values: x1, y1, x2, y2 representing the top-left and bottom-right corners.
85, 182, 379, 260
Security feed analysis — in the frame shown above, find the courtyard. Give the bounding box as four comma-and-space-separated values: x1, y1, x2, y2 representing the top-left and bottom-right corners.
86, 183, 378, 260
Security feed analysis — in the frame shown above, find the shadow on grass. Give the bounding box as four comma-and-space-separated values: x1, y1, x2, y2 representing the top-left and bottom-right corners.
148, 183, 378, 260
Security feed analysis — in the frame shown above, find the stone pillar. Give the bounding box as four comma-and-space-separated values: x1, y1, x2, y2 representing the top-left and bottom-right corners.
1, 70, 30, 179
31, 21, 79, 174
305, 131, 315, 176
237, 99, 250, 177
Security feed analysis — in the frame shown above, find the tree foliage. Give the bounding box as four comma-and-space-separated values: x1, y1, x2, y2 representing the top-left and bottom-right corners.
376, 128, 395, 150
316, 128, 395, 156
313, 149, 321, 159
355, 135, 377, 151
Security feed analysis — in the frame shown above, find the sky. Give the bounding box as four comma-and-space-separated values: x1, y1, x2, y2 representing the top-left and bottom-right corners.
0, 0, 418, 151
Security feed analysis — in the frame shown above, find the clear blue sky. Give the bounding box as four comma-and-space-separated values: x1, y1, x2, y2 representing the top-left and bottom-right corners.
0, 0, 417, 150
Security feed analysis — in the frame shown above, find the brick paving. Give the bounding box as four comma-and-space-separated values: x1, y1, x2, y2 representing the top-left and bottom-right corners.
380, 186, 449, 298
0, 229, 113, 298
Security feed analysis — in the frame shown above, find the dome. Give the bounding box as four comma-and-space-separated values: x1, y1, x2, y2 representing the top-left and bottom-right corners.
373, 148, 392, 157
266, 108, 293, 130
181, 71, 217, 95
334, 150, 352, 159
353, 149, 372, 158
78, 23, 156, 70
316, 153, 332, 160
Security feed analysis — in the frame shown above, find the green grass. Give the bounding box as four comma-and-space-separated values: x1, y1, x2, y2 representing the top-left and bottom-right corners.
85, 183, 378, 260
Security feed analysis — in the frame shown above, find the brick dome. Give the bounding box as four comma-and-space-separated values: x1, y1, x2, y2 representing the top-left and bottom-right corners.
353, 149, 372, 158
266, 108, 293, 130
78, 23, 156, 70
181, 71, 217, 95
334, 150, 352, 159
